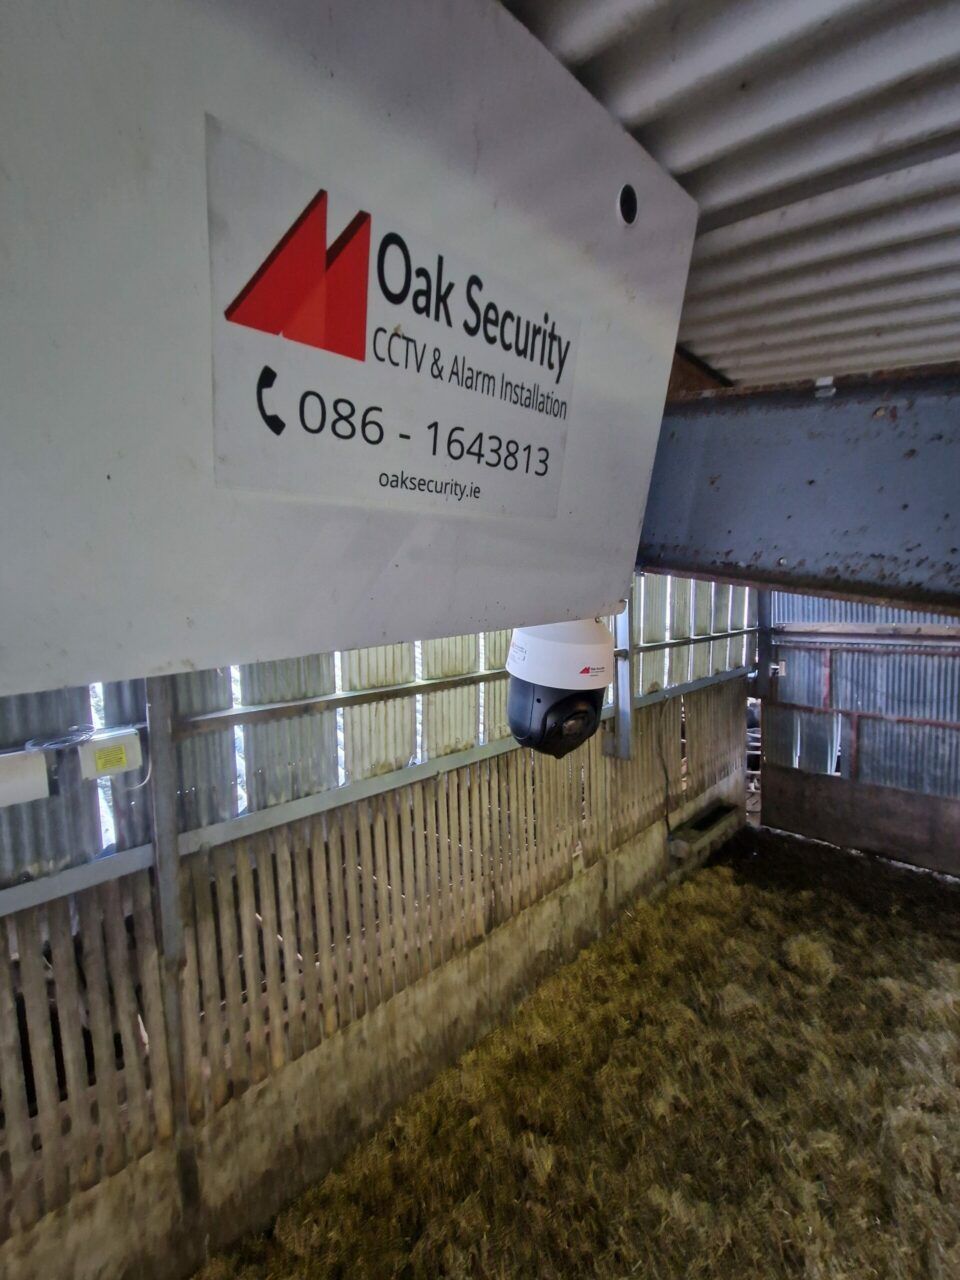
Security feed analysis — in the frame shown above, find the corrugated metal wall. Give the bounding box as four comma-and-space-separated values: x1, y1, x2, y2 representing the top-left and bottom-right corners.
0, 688, 101, 885
0, 572, 753, 886
102, 679, 151, 851
766, 590, 960, 798
171, 669, 237, 832
507, 0, 960, 384
239, 655, 338, 811
421, 635, 480, 759
772, 595, 948, 626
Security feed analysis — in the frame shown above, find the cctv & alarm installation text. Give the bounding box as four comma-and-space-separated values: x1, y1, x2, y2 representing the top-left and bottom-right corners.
209, 118, 580, 519
374, 231, 573, 411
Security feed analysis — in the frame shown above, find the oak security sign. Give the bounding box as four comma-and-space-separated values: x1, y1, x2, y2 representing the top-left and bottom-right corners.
207, 116, 579, 520
374, 233, 574, 389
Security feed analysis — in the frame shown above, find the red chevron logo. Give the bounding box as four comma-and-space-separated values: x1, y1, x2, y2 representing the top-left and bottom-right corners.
225, 191, 371, 361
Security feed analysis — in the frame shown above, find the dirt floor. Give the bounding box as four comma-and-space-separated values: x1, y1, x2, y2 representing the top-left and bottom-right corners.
198, 829, 960, 1279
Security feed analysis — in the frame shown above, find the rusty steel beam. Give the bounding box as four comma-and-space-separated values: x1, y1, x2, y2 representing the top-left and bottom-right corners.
638, 367, 960, 614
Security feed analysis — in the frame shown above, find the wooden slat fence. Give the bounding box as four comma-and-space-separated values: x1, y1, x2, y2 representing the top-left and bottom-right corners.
173, 699, 702, 1125
0, 871, 172, 1234
0, 581, 751, 1243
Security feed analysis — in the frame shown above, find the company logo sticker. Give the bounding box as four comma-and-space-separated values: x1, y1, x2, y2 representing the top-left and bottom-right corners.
207, 116, 576, 520
226, 191, 371, 361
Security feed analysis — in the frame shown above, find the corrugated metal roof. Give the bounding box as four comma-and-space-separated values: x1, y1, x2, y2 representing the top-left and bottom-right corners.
506, 0, 960, 383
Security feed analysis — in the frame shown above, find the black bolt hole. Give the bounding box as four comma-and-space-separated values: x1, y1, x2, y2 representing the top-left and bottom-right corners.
618, 183, 638, 226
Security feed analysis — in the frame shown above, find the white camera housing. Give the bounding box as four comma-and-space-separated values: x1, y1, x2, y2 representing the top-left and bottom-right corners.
505, 619, 614, 758
506, 620, 614, 690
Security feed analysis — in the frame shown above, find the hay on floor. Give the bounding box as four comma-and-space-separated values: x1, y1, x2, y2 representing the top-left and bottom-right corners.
199, 833, 960, 1279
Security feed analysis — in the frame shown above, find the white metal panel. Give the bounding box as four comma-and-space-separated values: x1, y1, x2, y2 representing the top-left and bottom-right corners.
0, 0, 696, 696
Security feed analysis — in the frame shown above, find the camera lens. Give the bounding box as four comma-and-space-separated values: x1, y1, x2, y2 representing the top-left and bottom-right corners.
561, 711, 591, 738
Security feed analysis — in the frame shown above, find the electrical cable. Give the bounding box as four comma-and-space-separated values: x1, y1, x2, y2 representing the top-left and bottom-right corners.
24, 725, 95, 752
656, 700, 672, 838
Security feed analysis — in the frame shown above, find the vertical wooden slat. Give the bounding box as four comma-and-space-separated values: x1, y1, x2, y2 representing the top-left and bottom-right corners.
384, 793, 407, 993
564, 755, 575, 875
513, 751, 526, 901
274, 830, 305, 1062
580, 740, 592, 856
424, 773, 442, 962
13, 909, 68, 1211
256, 834, 287, 1074
514, 749, 530, 908
545, 753, 557, 887
544, 754, 557, 892
447, 773, 465, 952
558, 756, 571, 886
544, 753, 555, 882
457, 769, 475, 943
178, 864, 207, 1122
361, 798, 385, 1007
527, 747, 542, 901
499, 754, 514, 922
540, 753, 552, 890
293, 821, 321, 1050
557, 756, 571, 886
130, 872, 174, 1141
187, 859, 228, 1113
399, 789, 419, 983
412, 784, 431, 975
235, 841, 268, 1084
371, 798, 394, 998
436, 775, 453, 960
508, 752, 522, 913
308, 817, 337, 1039
341, 806, 366, 1020
601, 726, 614, 855
516, 749, 531, 909
528, 752, 539, 898
533, 753, 548, 892
462, 767, 476, 937
0, 918, 41, 1229
76, 890, 127, 1172
323, 810, 351, 1028
481, 757, 496, 931
212, 848, 249, 1097
537, 752, 552, 885
469, 764, 484, 939
46, 897, 97, 1190
99, 880, 152, 1155
491, 756, 506, 923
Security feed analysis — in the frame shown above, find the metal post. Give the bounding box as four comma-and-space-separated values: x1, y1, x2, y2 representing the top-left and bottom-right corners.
755, 590, 774, 700
603, 595, 634, 760
145, 675, 200, 1212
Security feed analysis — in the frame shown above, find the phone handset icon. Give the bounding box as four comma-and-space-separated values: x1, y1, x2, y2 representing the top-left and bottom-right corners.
256, 365, 286, 436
